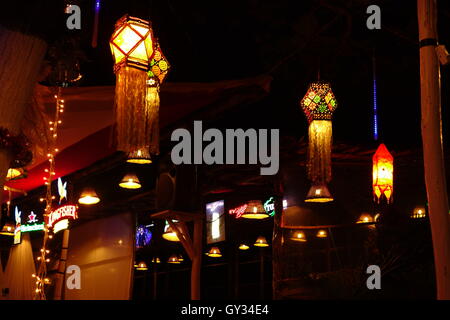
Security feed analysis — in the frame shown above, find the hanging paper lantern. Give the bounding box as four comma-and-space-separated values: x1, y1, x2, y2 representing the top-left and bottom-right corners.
372, 143, 393, 203
110, 15, 168, 164
300, 81, 338, 202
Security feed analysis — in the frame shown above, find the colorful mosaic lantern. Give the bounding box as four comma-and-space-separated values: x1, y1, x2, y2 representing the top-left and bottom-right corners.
148, 41, 170, 85
300, 81, 338, 203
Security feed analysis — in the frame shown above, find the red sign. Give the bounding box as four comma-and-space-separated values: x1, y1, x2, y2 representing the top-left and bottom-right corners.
47, 205, 78, 228
228, 204, 248, 219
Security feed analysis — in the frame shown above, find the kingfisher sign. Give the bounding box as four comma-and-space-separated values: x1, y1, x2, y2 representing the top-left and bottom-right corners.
47, 205, 78, 229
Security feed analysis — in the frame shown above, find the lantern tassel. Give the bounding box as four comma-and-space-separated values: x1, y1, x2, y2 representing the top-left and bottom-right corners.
146, 85, 160, 155
307, 120, 332, 184
114, 66, 156, 154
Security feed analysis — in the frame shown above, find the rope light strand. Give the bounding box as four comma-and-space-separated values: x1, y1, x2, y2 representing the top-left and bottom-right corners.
33, 87, 64, 300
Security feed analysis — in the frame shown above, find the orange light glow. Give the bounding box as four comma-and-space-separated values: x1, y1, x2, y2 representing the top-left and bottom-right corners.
373, 143, 393, 203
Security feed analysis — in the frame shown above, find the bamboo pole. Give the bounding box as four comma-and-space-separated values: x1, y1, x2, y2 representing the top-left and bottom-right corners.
53, 229, 70, 300
0, 27, 46, 204
417, 0, 450, 299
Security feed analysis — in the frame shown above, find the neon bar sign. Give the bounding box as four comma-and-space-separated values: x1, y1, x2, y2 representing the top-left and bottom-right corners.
228, 204, 247, 219
21, 211, 45, 233
264, 197, 275, 217
47, 205, 78, 228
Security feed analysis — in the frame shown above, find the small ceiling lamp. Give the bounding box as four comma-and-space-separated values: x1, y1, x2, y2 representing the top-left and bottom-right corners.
119, 173, 141, 189
238, 243, 250, 250
241, 200, 269, 219
373, 143, 394, 203
357, 213, 373, 224
300, 81, 338, 204
6, 168, 27, 181
316, 229, 328, 238
168, 254, 180, 264
152, 257, 161, 264
78, 187, 101, 205
127, 149, 152, 164
290, 230, 307, 242
135, 261, 148, 270
412, 206, 426, 219
0, 222, 15, 236
305, 183, 333, 203
162, 222, 180, 242
254, 236, 269, 247
207, 247, 222, 258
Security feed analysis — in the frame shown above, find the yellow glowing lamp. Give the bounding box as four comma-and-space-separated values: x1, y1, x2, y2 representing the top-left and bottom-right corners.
0, 222, 15, 236
207, 247, 222, 258
6, 168, 26, 181
357, 213, 374, 224
290, 230, 307, 242
254, 236, 269, 247
152, 257, 161, 264
241, 200, 269, 219
162, 222, 180, 242
316, 229, 328, 238
119, 173, 142, 189
127, 149, 152, 164
373, 143, 394, 203
78, 188, 101, 205
305, 183, 334, 203
110, 15, 155, 72
412, 206, 426, 219
178, 255, 184, 262
168, 254, 180, 264
238, 244, 250, 250
136, 261, 148, 270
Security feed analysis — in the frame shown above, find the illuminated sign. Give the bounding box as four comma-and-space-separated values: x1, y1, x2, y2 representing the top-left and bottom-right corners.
21, 211, 45, 233
14, 227, 21, 244
228, 204, 247, 219
13, 206, 21, 244
47, 205, 78, 229
136, 224, 153, 248
206, 200, 225, 244
264, 197, 275, 217
21, 223, 45, 232
58, 178, 67, 204
53, 219, 69, 234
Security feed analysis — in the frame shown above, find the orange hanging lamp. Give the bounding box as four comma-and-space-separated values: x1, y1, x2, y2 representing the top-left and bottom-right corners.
372, 143, 393, 203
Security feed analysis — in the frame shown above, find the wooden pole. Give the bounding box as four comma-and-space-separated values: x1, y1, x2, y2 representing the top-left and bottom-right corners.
417, 0, 450, 299
53, 229, 70, 300
191, 219, 203, 300
0, 27, 46, 204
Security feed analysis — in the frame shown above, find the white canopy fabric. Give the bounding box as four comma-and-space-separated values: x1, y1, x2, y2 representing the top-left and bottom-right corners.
4, 233, 36, 300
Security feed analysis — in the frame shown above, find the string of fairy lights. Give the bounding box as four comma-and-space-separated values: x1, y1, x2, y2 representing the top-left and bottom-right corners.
32, 88, 65, 300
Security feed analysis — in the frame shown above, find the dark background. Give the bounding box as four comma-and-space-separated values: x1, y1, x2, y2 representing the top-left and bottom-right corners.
3, 0, 450, 150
